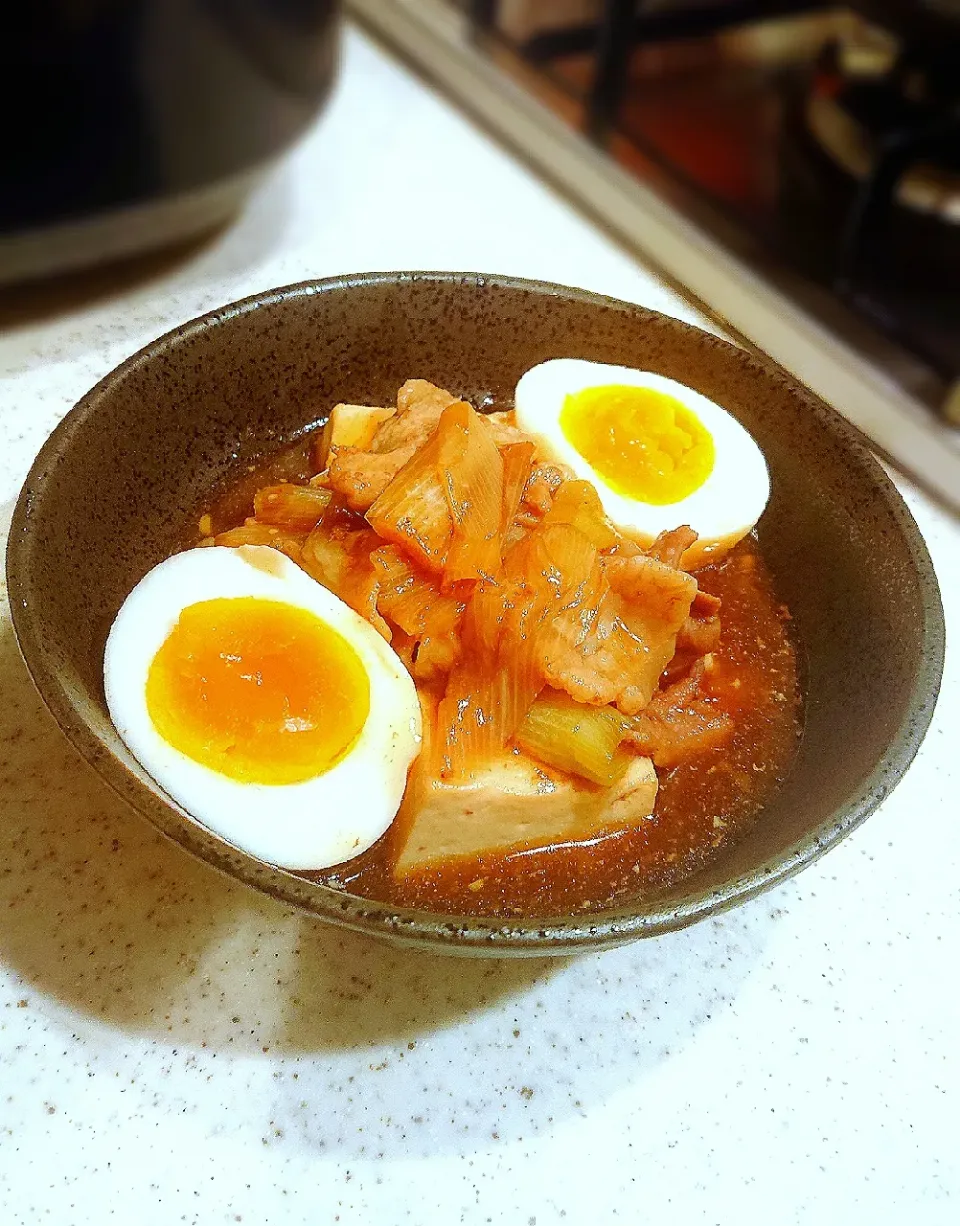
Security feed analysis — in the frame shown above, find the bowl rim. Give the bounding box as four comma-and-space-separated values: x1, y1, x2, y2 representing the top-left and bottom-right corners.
5, 270, 946, 955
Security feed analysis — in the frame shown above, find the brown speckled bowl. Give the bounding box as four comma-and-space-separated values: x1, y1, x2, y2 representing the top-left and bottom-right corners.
5, 273, 945, 955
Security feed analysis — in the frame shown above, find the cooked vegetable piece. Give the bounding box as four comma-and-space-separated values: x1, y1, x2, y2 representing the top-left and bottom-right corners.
434, 655, 498, 779
410, 632, 462, 682
515, 690, 630, 785
542, 480, 618, 550
435, 521, 599, 777
371, 546, 463, 640
365, 423, 454, 572
437, 402, 504, 583
499, 441, 536, 537
254, 483, 332, 531
522, 463, 566, 515
213, 520, 307, 561
338, 539, 391, 641
434, 579, 542, 778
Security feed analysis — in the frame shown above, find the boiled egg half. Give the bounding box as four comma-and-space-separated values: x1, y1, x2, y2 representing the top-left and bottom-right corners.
104, 545, 421, 869
515, 358, 769, 566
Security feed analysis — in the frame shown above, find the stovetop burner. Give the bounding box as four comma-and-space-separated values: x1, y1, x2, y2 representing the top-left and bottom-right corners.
807, 59, 960, 225
470, 2, 960, 423
779, 19, 960, 388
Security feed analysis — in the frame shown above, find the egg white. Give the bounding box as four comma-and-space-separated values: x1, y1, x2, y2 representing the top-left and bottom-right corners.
514, 358, 769, 559
104, 546, 422, 870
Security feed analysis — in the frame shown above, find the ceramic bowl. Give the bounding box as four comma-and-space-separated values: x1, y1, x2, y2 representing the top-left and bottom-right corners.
6, 273, 945, 955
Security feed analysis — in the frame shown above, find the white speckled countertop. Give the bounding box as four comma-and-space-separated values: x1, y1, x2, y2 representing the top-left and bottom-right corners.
1, 25, 957, 1226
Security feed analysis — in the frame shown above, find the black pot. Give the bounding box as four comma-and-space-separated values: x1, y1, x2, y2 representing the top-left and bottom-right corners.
0, 0, 340, 283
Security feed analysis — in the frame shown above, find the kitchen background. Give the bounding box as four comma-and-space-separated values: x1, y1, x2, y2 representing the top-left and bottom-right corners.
0, 4, 957, 1224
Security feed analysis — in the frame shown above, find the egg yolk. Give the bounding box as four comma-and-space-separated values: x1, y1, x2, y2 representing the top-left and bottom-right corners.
145, 597, 370, 786
560, 384, 715, 505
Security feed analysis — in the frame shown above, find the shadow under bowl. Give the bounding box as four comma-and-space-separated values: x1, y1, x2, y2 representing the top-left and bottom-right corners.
5, 273, 945, 955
